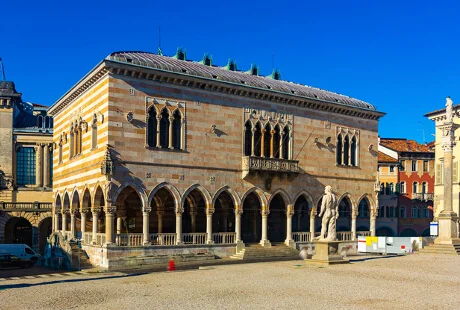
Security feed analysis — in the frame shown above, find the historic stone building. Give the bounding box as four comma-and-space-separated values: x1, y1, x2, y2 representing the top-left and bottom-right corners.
0, 76, 54, 253
48, 50, 384, 267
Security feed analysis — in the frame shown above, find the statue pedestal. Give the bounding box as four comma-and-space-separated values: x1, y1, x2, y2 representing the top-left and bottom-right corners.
306, 240, 349, 265
435, 211, 460, 245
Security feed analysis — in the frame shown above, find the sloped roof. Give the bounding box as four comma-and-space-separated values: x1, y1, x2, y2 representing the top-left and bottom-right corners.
380, 138, 433, 153
106, 51, 377, 111
378, 151, 398, 163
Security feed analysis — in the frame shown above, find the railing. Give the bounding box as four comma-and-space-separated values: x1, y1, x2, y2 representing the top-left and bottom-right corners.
83, 232, 93, 245
357, 231, 371, 236
412, 193, 434, 201
116, 233, 143, 246
242, 156, 299, 178
212, 232, 236, 244
292, 232, 312, 242
0, 201, 52, 211
337, 232, 353, 241
95, 233, 106, 246
150, 233, 177, 246
182, 233, 207, 245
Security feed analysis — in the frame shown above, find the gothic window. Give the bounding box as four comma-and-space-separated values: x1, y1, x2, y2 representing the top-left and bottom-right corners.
159, 108, 170, 148
69, 125, 74, 158
282, 126, 290, 160
358, 200, 369, 217
58, 135, 63, 164
351, 136, 357, 166
253, 122, 262, 157
336, 135, 342, 165
16, 147, 36, 185
172, 110, 182, 150
273, 125, 280, 158
91, 114, 98, 149
147, 108, 157, 147
263, 124, 271, 157
244, 121, 252, 156
343, 136, 350, 165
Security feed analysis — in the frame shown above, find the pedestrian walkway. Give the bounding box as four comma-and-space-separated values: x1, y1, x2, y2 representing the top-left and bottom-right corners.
0, 271, 90, 282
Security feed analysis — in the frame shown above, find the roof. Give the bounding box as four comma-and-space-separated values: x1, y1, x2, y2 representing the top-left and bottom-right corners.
425, 104, 460, 117
105, 51, 377, 111
379, 138, 433, 153
378, 151, 398, 163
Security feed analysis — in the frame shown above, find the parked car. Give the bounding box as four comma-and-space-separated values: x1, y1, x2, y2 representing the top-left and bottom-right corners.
0, 244, 40, 265
0, 253, 31, 269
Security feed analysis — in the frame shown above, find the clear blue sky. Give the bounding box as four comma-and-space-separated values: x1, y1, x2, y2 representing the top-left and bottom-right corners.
2, 0, 459, 143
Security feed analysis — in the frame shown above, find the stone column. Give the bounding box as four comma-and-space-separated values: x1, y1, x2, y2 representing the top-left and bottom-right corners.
62, 211, 67, 232
175, 207, 183, 244
105, 205, 115, 245
143, 210, 150, 245
156, 116, 161, 148
70, 211, 76, 238
270, 130, 275, 158
351, 209, 357, 241
285, 204, 294, 246
436, 120, 460, 244
251, 128, 256, 156
310, 207, 316, 240
116, 217, 123, 234
370, 211, 377, 237
260, 207, 271, 247
234, 207, 242, 242
168, 116, 174, 149
260, 129, 266, 157
206, 207, 214, 244
279, 131, 284, 159
54, 212, 60, 232
157, 211, 163, 233
35, 144, 43, 187
81, 210, 87, 234
43, 144, 50, 187
92, 210, 99, 244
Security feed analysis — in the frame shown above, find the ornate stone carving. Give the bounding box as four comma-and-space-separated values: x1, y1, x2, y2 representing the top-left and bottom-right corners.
314, 185, 338, 241
101, 146, 115, 180
242, 156, 299, 179
175, 205, 184, 215
286, 204, 295, 217
105, 205, 117, 214
126, 111, 134, 122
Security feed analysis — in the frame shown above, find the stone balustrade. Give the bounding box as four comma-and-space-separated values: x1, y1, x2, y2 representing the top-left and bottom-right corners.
292, 232, 312, 242
83, 232, 93, 245
150, 233, 177, 246
116, 233, 143, 246
212, 232, 236, 244
182, 233, 207, 245
357, 231, 371, 236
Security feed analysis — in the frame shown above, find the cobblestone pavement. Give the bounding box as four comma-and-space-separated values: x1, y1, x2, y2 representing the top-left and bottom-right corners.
1, 253, 460, 310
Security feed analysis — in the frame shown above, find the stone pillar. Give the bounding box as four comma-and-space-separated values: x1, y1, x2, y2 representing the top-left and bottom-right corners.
270, 130, 275, 158
206, 207, 214, 244
156, 116, 161, 148
157, 211, 163, 233
35, 144, 43, 187
168, 116, 174, 149
62, 211, 67, 232
351, 209, 357, 241
260, 129, 266, 157
260, 207, 271, 247
116, 217, 122, 234
54, 212, 60, 232
81, 210, 87, 234
310, 207, 316, 240
92, 210, 99, 244
43, 144, 50, 187
436, 120, 460, 244
175, 207, 183, 244
279, 131, 284, 159
70, 211, 76, 238
285, 204, 294, 246
105, 206, 115, 245
251, 128, 256, 156
143, 210, 150, 245
234, 207, 242, 242
370, 212, 377, 237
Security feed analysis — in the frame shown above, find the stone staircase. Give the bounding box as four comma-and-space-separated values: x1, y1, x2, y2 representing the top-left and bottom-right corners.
70, 243, 93, 269
230, 243, 299, 260
419, 244, 460, 255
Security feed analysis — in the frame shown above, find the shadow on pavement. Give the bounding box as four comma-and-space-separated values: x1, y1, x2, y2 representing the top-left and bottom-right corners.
0, 273, 146, 291
348, 254, 404, 263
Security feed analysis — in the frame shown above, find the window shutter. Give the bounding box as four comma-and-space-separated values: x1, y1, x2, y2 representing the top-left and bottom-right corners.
454, 161, 458, 183
395, 183, 400, 195
436, 163, 442, 185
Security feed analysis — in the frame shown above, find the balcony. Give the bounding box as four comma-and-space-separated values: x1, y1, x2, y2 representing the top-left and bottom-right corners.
411, 193, 434, 201
242, 156, 299, 180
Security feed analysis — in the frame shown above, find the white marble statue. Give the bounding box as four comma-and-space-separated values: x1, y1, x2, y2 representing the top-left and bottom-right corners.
446, 96, 453, 123
315, 185, 338, 241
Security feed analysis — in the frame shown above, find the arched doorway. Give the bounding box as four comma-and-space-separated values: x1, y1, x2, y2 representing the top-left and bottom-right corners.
357, 197, 370, 232
268, 194, 286, 242
63, 192, 70, 231
213, 191, 235, 233
292, 195, 310, 233
242, 192, 261, 243
182, 189, 206, 234
337, 197, 352, 231
38, 217, 52, 253
115, 186, 143, 234
376, 227, 395, 237
149, 187, 177, 234
5, 217, 33, 247
400, 228, 417, 237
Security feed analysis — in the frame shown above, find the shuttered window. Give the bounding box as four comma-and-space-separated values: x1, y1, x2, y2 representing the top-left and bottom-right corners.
436, 163, 442, 185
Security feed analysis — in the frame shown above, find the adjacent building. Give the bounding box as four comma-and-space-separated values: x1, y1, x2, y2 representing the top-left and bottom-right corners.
0, 78, 54, 252
47, 50, 384, 267
377, 138, 434, 237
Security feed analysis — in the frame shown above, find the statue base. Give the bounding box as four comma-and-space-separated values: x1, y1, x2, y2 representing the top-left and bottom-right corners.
306, 240, 349, 265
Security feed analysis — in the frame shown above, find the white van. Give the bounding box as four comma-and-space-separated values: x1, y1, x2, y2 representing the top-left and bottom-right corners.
0, 244, 40, 264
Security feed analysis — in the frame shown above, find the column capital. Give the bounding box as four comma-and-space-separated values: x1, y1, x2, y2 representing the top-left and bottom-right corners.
143, 207, 152, 213
175, 206, 184, 215
206, 208, 215, 216
261, 209, 270, 216
104, 204, 116, 214
80, 208, 90, 214
286, 204, 295, 217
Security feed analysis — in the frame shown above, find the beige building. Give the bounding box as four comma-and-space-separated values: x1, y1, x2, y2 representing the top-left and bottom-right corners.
48, 50, 384, 267
0, 79, 53, 253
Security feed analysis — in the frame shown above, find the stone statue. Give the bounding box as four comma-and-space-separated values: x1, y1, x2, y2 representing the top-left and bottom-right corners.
315, 185, 338, 241
446, 96, 453, 123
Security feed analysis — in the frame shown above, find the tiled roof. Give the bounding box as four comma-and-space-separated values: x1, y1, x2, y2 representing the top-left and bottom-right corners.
106, 51, 377, 111
378, 151, 398, 163
380, 138, 433, 153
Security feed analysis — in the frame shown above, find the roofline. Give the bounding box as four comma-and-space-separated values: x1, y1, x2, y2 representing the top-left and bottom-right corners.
425, 104, 460, 118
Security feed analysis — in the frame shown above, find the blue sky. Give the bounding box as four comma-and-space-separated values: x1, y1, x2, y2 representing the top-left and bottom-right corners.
2, 0, 459, 143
